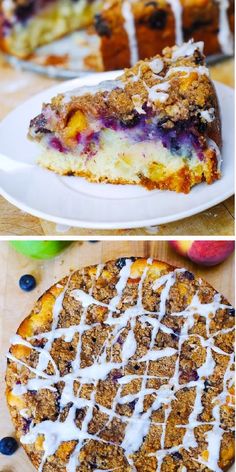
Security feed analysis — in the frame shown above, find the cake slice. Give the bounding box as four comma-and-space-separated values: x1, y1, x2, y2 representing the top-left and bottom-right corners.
95, 0, 234, 71
0, 0, 102, 58
29, 40, 222, 193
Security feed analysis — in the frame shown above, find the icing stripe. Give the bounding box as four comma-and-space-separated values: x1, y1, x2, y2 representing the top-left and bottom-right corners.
167, 0, 183, 45
122, 0, 139, 66
216, 0, 233, 55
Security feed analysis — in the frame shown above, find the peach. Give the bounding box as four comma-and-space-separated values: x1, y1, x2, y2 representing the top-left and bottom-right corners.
169, 241, 235, 266
64, 110, 88, 139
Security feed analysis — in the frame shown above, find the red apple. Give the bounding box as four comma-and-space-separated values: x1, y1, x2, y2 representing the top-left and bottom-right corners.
169, 240, 235, 266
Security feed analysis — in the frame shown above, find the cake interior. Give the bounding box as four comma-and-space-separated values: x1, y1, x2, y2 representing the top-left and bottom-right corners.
28, 41, 222, 193
39, 134, 212, 191
34, 107, 220, 192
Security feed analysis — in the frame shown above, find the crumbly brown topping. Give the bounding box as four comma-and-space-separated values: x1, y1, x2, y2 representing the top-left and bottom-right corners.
30, 42, 217, 136
6, 258, 235, 472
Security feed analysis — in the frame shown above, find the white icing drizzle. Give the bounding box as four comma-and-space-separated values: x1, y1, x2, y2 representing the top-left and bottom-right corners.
149, 58, 164, 75
7, 260, 234, 472
144, 80, 171, 104
119, 0, 232, 69
147, 87, 169, 103
166, 65, 209, 78
171, 40, 204, 61
139, 347, 177, 362
58, 40, 211, 121
148, 289, 234, 472
2, 0, 14, 11
216, 0, 233, 55
153, 81, 170, 92
109, 259, 133, 311
37, 289, 66, 373
200, 107, 215, 123
167, 0, 183, 45
121, 0, 139, 66
2, 0, 15, 17
121, 0, 184, 66
71, 289, 110, 309
132, 94, 146, 114
19, 408, 30, 419
62, 80, 124, 104
140, 42, 209, 105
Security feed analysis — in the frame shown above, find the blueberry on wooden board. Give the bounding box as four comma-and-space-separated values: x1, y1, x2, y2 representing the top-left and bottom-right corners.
19, 274, 36, 292
0, 437, 18, 455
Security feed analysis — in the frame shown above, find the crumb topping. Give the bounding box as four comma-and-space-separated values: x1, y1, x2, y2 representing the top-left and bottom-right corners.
29, 41, 217, 136
6, 258, 235, 472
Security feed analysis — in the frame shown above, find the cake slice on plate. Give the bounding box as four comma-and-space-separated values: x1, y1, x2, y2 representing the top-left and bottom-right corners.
29, 40, 222, 193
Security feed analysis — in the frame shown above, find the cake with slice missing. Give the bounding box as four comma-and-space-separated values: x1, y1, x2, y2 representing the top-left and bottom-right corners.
0, 0, 234, 63
95, 0, 234, 71
6, 257, 235, 471
29, 41, 222, 193
0, 0, 102, 58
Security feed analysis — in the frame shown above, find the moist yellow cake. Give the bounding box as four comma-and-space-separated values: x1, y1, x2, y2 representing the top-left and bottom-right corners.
6, 257, 235, 471
0, 0, 102, 58
29, 41, 221, 193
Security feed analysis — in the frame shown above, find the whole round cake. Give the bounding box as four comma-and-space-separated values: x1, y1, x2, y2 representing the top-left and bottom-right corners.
6, 258, 235, 472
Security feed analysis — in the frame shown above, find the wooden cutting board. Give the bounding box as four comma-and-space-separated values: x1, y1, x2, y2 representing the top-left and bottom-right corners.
0, 240, 234, 471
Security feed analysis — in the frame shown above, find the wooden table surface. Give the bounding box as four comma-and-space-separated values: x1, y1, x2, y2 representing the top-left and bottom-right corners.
0, 55, 234, 236
0, 240, 235, 471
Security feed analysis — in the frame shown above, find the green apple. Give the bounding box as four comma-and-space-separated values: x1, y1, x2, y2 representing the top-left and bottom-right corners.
10, 241, 72, 259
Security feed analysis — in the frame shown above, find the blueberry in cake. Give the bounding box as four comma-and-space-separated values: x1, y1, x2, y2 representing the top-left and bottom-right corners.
29, 41, 222, 193
0, 0, 102, 58
95, 0, 234, 71
6, 257, 235, 471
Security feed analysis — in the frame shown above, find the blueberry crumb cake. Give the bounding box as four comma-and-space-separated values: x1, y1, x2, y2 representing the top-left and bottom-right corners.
0, 0, 234, 64
28, 41, 222, 193
6, 257, 235, 471
95, 0, 234, 71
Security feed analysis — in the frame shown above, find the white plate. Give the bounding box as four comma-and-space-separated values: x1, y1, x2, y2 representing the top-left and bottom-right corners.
0, 73, 234, 229
6, 30, 101, 79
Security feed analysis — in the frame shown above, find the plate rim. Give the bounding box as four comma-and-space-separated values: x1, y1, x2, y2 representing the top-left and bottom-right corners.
0, 181, 234, 229
5, 31, 233, 80
0, 76, 234, 230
